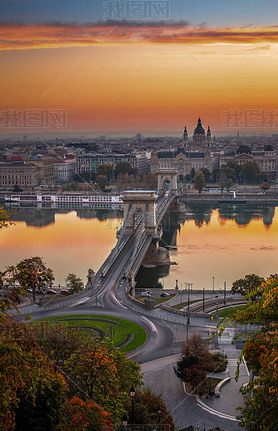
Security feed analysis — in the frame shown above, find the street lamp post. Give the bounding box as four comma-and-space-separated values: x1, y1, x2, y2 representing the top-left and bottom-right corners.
122, 413, 128, 430
187, 287, 190, 341
158, 408, 161, 430
129, 385, 136, 424
212, 276, 215, 292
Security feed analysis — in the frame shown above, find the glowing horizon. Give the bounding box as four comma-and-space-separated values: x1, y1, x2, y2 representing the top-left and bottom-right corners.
1, 21, 278, 133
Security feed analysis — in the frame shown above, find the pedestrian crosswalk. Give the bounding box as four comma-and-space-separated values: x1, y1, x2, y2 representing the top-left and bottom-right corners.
228, 359, 245, 366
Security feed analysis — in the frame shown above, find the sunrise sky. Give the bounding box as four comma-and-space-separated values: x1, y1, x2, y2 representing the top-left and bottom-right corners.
1, 0, 278, 134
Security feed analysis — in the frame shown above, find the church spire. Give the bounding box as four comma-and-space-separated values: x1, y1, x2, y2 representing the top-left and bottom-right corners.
183, 126, 188, 146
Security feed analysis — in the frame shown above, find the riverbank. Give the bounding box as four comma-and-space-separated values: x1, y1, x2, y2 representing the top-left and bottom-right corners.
180, 190, 278, 204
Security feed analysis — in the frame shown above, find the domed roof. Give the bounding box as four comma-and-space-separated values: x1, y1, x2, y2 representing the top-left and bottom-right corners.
236, 145, 251, 155
194, 118, 205, 135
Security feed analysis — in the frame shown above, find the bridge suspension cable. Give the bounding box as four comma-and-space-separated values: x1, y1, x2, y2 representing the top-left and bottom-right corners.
157, 175, 164, 196
102, 204, 131, 277
125, 204, 148, 276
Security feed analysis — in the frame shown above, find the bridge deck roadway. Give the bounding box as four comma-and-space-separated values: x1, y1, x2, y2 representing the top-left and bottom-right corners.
94, 192, 179, 299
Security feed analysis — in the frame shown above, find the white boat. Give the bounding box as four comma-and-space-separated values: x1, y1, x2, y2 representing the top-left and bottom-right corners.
5, 193, 123, 206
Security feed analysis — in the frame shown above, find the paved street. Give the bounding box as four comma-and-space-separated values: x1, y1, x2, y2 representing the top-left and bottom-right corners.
142, 349, 248, 431
16, 287, 248, 430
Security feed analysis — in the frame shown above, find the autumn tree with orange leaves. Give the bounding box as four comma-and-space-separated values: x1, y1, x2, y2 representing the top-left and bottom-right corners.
222, 275, 278, 430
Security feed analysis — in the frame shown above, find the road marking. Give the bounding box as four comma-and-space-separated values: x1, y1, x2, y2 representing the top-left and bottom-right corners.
66, 297, 91, 308
197, 397, 238, 421
108, 283, 127, 308
126, 351, 139, 359
140, 316, 157, 334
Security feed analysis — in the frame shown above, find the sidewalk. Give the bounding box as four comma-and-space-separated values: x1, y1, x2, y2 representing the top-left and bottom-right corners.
199, 348, 249, 418
141, 351, 246, 430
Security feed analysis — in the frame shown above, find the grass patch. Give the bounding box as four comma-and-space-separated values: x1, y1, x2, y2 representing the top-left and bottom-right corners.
171, 300, 199, 310
218, 305, 245, 318
198, 377, 222, 396
135, 295, 175, 305
31, 314, 147, 353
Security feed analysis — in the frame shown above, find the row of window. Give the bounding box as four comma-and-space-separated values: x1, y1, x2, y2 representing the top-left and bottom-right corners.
0, 175, 34, 180
0, 181, 33, 185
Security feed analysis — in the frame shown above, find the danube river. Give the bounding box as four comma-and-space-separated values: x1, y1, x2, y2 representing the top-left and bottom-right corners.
1, 203, 277, 290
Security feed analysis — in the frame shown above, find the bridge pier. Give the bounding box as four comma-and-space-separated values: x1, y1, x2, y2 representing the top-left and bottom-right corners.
142, 240, 170, 267
122, 190, 157, 235
157, 168, 178, 195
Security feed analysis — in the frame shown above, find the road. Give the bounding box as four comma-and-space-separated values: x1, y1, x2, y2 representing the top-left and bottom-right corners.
15, 221, 245, 431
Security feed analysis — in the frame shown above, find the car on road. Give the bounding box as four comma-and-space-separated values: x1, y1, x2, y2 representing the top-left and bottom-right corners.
160, 292, 170, 297
60, 290, 69, 295
46, 289, 57, 294
141, 291, 151, 297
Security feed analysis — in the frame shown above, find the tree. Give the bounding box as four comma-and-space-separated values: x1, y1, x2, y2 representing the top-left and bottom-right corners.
231, 273, 265, 297
97, 164, 113, 181
218, 172, 228, 193
185, 364, 207, 389
0, 268, 27, 314
220, 165, 235, 182
127, 389, 175, 429
225, 160, 242, 181
63, 342, 123, 420
95, 174, 109, 191
201, 168, 211, 182
174, 355, 199, 382
193, 170, 206, 193
181, 333, 210, 363
114, 162, 134, 179
65, 273, 84, 294
11, 257, 54, 303
226, 178, 233, 193
260, 181, 270, 192
217, 275, 278, 430
241, 161, 260, 184
175, 334, 227, 393
235, 275, 278, 324
0, 207, 14, 229
0, 317, 68, 430
33, 322, 86, 366
57, 397, 113, 431
13, 184, 23, 192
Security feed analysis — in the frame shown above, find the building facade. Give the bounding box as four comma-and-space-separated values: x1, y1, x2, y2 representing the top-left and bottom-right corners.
54, 159, 76, 184
151, 147, 213, 178
220, 144, 277, 180
151, 118, 214, 177
0, 162, 39, 189
76, 153, 149, 175
28, 156, 55, 185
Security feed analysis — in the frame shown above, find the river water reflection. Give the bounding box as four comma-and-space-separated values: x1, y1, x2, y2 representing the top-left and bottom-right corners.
1, 203, 277, 290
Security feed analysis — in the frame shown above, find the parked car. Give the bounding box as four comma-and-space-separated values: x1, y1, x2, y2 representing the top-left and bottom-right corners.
160, 292, 170, 297
46, 289, 57, 294
60, 290, 69, 295
141, 292, 151, 297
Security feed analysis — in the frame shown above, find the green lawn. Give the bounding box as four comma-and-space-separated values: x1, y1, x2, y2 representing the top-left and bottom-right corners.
31, 314, 147, 353
218, 305, 245, 318
135, 294, 175, 305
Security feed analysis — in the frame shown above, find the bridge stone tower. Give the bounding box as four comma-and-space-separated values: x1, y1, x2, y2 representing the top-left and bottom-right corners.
157, 169, 178, 195
122, 190, 157, 235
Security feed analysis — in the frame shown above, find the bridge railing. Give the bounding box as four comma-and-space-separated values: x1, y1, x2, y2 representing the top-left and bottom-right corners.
125, 205, 148, 275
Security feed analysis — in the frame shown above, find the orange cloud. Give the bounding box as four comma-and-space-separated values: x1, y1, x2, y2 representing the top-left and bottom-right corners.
1, 22, 278, 50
